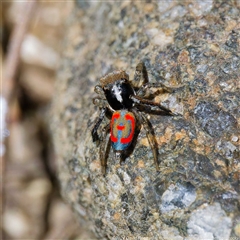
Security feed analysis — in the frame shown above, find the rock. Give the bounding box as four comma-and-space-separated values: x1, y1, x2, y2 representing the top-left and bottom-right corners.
187, 203, 232, 240
50, 1, 240, 239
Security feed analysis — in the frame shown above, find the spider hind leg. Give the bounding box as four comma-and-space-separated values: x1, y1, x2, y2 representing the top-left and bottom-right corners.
99, 124, 111, 175
133, 110, 160, 171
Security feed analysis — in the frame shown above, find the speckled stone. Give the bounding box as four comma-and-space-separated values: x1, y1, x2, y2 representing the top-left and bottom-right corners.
50, 1, 240, 239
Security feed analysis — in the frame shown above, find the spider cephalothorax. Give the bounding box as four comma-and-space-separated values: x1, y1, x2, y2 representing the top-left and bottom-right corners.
92, 62, 175, 175
100, 71, 134, 110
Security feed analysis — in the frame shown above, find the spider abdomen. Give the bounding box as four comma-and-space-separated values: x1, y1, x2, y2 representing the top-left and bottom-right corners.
111, 110, 136, 151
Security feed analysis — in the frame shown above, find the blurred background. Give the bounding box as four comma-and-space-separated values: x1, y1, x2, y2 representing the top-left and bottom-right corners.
1, 1, 94, 239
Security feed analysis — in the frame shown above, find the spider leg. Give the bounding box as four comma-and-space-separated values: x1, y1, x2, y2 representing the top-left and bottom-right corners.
99, 123, 111, 175
132, 63, 182, 98
93, 97, 108, 108
91, 107, 107, 143
130, 95, 174, 115
136, 82, 174, 96
132, 109, 159, 171
131, 62, 149, 88
92, 82, 110, 143
94, 85, 105, 98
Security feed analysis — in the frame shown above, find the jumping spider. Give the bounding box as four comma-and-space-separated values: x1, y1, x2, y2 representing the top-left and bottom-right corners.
92, 62, 175, 175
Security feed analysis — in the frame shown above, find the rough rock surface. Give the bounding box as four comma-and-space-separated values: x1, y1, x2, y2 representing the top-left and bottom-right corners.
50, 1, 240, 239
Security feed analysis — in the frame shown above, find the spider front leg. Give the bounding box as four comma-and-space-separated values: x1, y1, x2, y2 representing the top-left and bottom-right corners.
132, 110, 159, 171
136, 82, 174, 97
131, 62, 149, 88
130, 95, 174, 115
132, 62, 175, 97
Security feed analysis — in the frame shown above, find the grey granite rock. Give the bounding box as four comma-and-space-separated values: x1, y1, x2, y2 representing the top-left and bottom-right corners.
50, 1, 240, 239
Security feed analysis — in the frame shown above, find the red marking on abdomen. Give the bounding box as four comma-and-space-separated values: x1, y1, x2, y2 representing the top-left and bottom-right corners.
117, 125, 125, 130
121, 113, 135, 144
111, 112, 120, 142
